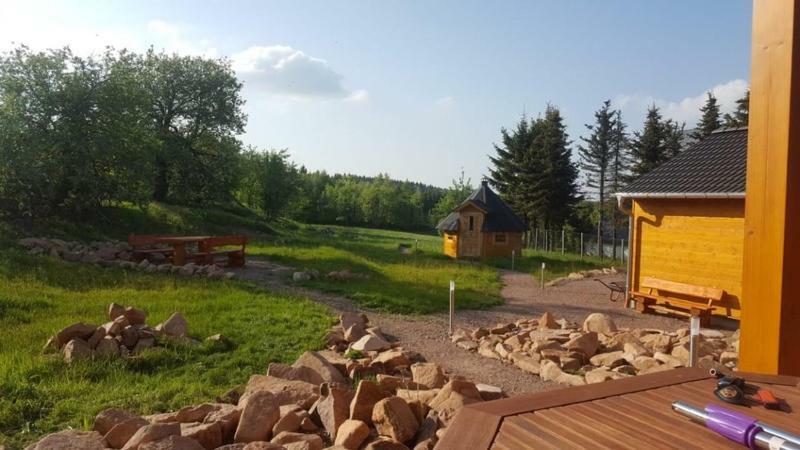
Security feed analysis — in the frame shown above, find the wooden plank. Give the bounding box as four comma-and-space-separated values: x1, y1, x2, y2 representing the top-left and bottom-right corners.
740, 0, 800, 376
434, 407, 501, 450
641, 276, 724, 300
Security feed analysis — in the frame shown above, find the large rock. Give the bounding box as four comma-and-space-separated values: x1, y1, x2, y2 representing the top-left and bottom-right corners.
603, 332, 640, 351
271, 410, 301, 435
158, 313, 188, 338
374, 350, 411, 373
372, 397, 419, 443
234, 390, 280, 443
410, 363, 446, 389
240, 375, 319, 410
105, 417, 150, 448
395, 389, 439, 405
582, 313, 617, 335
589, 351, 626, 368
335, 419, 370, 449
293, 351, 348, 385
26, 430, 107, 450
124, 307, 148, 325
63, 338, 93, 363
122, 423, 181, 450
317, 383, 355, 440
204, 404, 242, 443
364, 439, 410, 450
538, 312, 558, 329
340, 312, 368, 332
94, 408, 139, 435
55, 322, 97, 347
476, 384, 504, 401
564, 332, 599, 357
270, 431, 323, 450
350, 335, 391, 352
181, 422, 222, 450
654, 352, 685, 368
640, 333, 672, 354
267, 363, 322, 385
139, 435, 205, 450
509, 352, 541, 375
350, 380, 390, 424
175, 404, 220, 423
585, 368, 623, 384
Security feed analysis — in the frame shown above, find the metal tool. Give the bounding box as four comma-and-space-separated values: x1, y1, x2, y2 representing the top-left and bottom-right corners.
672, 401, 800, 449
710, 369, 784, 410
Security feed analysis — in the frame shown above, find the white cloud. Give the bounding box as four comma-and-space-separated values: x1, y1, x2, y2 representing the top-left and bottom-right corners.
613, 79, 749, 127
344, 89, 370, 103
232, 45, 364, 101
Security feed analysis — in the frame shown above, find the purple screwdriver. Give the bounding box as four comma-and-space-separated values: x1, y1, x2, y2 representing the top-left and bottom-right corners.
672, 402, 800, 449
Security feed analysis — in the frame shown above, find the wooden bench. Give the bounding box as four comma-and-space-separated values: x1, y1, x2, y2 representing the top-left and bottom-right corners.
630, 276, 724, 326
190, 235, 247, 267
128, 234, 175, 262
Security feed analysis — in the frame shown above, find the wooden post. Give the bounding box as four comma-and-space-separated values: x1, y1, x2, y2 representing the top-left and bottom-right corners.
511, 250, 515, 271
739, 0, 800, 376
449, 280, 455, 335
580, 233, 584, 260
540, 262, 545, 290
561, 228, 565, 254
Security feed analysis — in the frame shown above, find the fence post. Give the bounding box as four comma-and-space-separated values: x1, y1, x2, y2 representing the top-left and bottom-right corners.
540, 262, 546, 289
622, 239, 626, 263
511, 250, 515, 271
449, 280, 455, 335
534, 228, 538, 251
580, 233, 584, 260
561, 228, 565, 254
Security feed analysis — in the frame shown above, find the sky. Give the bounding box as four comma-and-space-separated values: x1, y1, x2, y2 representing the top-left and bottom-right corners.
0, 0, 752, 188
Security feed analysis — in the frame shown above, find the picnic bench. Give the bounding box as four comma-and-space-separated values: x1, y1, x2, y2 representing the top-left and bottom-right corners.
189, 235, 247, 268
630, 276, 724, 326
128, 234, 175, 262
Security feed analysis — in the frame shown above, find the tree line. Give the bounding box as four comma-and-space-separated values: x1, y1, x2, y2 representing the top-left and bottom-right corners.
0, 45, 750, 241
0, 46, 456, 231
487, 90, 749, 258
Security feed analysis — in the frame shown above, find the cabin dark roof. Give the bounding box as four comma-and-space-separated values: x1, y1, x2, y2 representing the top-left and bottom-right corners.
618, 128, 747, 197
436, 182, 527, 232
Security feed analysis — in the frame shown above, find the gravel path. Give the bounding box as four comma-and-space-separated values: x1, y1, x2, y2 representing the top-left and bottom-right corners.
233, 260, 691, 396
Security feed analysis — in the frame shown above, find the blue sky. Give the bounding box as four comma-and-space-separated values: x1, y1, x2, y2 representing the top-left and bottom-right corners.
0, 0, 752, 188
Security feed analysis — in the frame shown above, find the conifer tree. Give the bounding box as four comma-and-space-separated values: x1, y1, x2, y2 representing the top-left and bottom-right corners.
630, 105, 669, 177
524, 106, 580, 228
724, 90, 750, 128
579, 100, 614, 258
488, 116, 537, 223
691, 92, 721, 140
608, 110, 630, 259
663, 119, 686, 158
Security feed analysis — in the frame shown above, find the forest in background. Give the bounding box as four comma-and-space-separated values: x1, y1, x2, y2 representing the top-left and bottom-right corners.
0, 46, 749, 238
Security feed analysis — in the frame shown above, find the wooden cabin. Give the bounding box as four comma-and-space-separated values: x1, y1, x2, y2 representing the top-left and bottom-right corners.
436, 181, 526, 258
617, 128, 747, 319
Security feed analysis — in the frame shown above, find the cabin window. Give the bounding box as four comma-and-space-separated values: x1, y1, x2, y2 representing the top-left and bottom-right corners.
468, 216, 474, 231
494, 233, 507, 244
447, 234, 455, 241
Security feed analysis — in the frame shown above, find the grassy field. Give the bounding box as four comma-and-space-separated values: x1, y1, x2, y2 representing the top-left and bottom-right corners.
0, 242, 334, 448
0, 204, 611, 446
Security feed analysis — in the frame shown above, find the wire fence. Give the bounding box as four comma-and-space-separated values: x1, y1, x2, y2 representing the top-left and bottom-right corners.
527, 227, 628, 263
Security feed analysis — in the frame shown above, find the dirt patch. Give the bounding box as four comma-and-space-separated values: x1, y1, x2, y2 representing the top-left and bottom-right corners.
233, 261, 697, 396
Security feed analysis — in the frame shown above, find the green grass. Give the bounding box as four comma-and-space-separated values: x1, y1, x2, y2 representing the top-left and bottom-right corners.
247, 224, 505, 314
0, 246, 334, 448
486, 250, 618, 282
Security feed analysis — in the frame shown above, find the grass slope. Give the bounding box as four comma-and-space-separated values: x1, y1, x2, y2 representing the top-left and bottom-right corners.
0, 246, 333, 448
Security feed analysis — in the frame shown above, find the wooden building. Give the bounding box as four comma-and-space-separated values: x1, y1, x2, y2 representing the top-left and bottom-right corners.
436, 181, 526, 259
616, 128, 747, 319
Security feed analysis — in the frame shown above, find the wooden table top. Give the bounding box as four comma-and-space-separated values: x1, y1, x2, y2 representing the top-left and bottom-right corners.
437, 368, 800, 450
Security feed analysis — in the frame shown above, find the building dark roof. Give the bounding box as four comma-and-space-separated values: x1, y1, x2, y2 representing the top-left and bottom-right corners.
618, 128, 747, 198
436, 182, 527, 232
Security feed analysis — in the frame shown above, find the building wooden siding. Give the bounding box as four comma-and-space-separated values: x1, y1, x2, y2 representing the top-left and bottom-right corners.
481, 231, 523, 258
631, 198, 744, 318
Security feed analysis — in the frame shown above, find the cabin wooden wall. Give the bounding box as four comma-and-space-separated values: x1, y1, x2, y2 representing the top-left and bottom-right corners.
443, 232, 458, 257
457, 204, 484, 257
481, 232, 523, 258
630, 198, 745, 318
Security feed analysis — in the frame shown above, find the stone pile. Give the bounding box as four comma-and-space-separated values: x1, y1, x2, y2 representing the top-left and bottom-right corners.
17, 237, 237, 279
545, 267, 620, 287
44, 303, 195, 363
28, 312, 501, 450
452, 312, 739, 387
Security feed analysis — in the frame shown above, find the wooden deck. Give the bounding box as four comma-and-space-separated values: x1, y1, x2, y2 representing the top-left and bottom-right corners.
436, 368, 800, 449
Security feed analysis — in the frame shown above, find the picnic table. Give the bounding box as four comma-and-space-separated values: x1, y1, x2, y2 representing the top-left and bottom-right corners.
152, 236, 211, 266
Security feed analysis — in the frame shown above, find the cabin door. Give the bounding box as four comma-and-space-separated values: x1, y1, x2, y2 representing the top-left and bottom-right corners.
459, 213, 482, 257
